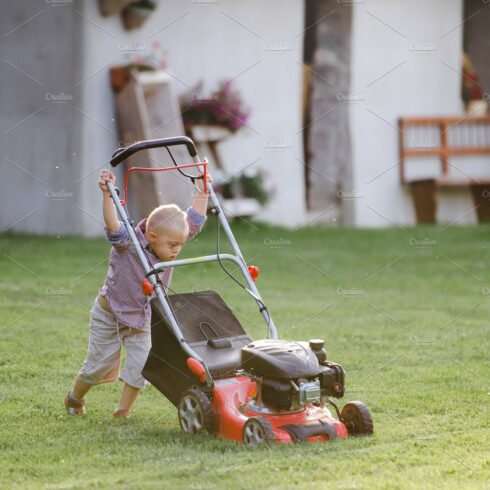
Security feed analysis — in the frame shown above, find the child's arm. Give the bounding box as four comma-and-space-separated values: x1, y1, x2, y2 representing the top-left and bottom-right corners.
186, 172, 213, 239
98, 169, 121, 234
190, 171, 213, 217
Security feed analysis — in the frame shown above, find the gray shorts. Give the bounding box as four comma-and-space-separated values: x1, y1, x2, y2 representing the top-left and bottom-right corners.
78, 301, 151, 389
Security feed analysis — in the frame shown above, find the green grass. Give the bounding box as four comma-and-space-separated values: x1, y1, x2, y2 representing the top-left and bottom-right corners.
0, 221, 489, 489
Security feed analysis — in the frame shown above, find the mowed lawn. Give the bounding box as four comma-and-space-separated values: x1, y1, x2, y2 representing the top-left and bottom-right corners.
0, 221, 489, 490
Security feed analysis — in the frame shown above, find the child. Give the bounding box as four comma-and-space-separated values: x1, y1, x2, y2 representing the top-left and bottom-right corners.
65, 168, 212, 417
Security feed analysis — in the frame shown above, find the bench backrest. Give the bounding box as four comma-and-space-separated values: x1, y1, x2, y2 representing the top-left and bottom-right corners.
399, 116, 490, 185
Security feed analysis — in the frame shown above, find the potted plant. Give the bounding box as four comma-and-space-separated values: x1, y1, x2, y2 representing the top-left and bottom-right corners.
121, 0, 157, 31
462, 53, 487, 115
239, 173, 269, 205
219, 171, 270, 206
98, 0, 132, 17
110, 41, 168, 93
180, 80, 251, 134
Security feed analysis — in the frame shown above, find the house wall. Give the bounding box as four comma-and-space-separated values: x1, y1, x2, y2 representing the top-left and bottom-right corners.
78, 0, 306, 234
2, 0, 478, 232
1, 0, 306, 236
348, 0, 478, 227
1, 0, 84, 235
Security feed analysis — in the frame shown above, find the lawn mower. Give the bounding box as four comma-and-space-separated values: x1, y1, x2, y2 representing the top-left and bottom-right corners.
108, 136, 373, 446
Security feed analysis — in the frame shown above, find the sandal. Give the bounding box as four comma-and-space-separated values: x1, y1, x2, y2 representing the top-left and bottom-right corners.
64, 392, 86, 415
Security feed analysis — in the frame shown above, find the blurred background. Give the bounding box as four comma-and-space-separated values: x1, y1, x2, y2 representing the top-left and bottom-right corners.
1, 0, 490, 235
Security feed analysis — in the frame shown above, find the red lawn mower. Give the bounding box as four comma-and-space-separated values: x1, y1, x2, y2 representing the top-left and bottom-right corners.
108, 136, 373, 446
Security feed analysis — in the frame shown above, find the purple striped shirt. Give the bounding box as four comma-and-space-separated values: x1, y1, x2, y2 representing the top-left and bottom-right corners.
99, 207, 206, 329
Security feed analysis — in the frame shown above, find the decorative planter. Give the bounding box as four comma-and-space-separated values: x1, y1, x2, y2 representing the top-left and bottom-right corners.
98, 0, 132, 17
121, 4, 155, 30
409, 179, 437, 224
110, 66, 131, 93
109, 64, 154, 93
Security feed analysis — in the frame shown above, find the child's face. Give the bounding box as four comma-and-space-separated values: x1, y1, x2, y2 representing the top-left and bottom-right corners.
147, 228, 188, 262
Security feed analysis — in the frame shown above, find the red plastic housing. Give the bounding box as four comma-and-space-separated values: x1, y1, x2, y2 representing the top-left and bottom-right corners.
186, 358, 207, 383
141, 279, 154, 296
210, 375, 348, 444
247, 265, 260, 281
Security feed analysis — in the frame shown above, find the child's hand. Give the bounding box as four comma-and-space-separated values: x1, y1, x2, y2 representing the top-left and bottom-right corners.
98, 169, 116, 194
195, 170, 213, 195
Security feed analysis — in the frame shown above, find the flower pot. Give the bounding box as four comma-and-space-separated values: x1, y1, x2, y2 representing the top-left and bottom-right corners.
110, 64, 155, 92
409, 179, 437, 224
121, 5, 154, 30
98, 0, 132, 16
110, 66, 131, 93
470, 183, 490, 222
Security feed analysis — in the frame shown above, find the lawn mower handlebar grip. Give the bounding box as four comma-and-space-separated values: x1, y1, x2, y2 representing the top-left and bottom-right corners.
110, 136, 198, 167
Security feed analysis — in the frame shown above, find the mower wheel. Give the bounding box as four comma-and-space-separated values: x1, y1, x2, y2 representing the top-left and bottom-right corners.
341, 401, 373, 436
242, 417, 275, 447
178, 389, 215, 435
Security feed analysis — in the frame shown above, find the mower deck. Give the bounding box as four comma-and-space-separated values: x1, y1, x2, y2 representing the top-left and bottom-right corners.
212, 375, 348, 444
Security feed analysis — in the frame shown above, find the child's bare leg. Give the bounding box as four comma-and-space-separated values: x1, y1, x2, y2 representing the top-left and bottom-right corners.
65, 377, 92, 415
116, 383, 141, 413
71, 377, 92, 401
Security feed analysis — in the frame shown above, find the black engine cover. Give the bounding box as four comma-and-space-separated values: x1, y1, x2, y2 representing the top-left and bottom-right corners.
261, 378, 292, 410
241, 339, 320, 378
319, 361, 345, 398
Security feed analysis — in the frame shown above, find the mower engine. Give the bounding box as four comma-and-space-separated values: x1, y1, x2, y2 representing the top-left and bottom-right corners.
241, 339, 345, 413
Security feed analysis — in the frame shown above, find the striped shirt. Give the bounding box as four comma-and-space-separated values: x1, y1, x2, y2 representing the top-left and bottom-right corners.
99, 207, 206, 329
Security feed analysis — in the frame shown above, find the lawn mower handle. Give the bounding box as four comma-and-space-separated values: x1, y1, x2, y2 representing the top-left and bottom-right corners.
104, 140, 278, 387
110, 136, 198, 167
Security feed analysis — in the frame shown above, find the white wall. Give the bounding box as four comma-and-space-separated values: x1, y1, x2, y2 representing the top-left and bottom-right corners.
0, 1, 84, 235
348, 0, 476, 227
79, 0, 306, 235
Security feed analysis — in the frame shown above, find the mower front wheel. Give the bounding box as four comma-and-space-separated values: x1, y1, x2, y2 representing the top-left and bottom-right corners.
178, 389, 215, 435
341, 401, 373, 436
242, 417, 275, 447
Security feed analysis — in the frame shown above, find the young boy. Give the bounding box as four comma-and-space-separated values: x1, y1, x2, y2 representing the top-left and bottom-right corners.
65, 168, 212, 418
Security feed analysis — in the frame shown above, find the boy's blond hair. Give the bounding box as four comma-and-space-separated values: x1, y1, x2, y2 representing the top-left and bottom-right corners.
147, 204, 189, 235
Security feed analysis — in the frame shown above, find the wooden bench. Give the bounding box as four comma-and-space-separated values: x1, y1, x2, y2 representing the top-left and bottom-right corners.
398, 116, 490, 223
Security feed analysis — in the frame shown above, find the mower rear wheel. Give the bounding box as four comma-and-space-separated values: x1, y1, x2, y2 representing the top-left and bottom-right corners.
341, 401, 373, 436
242, 417, 275, 447
178, 389, 214, 435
